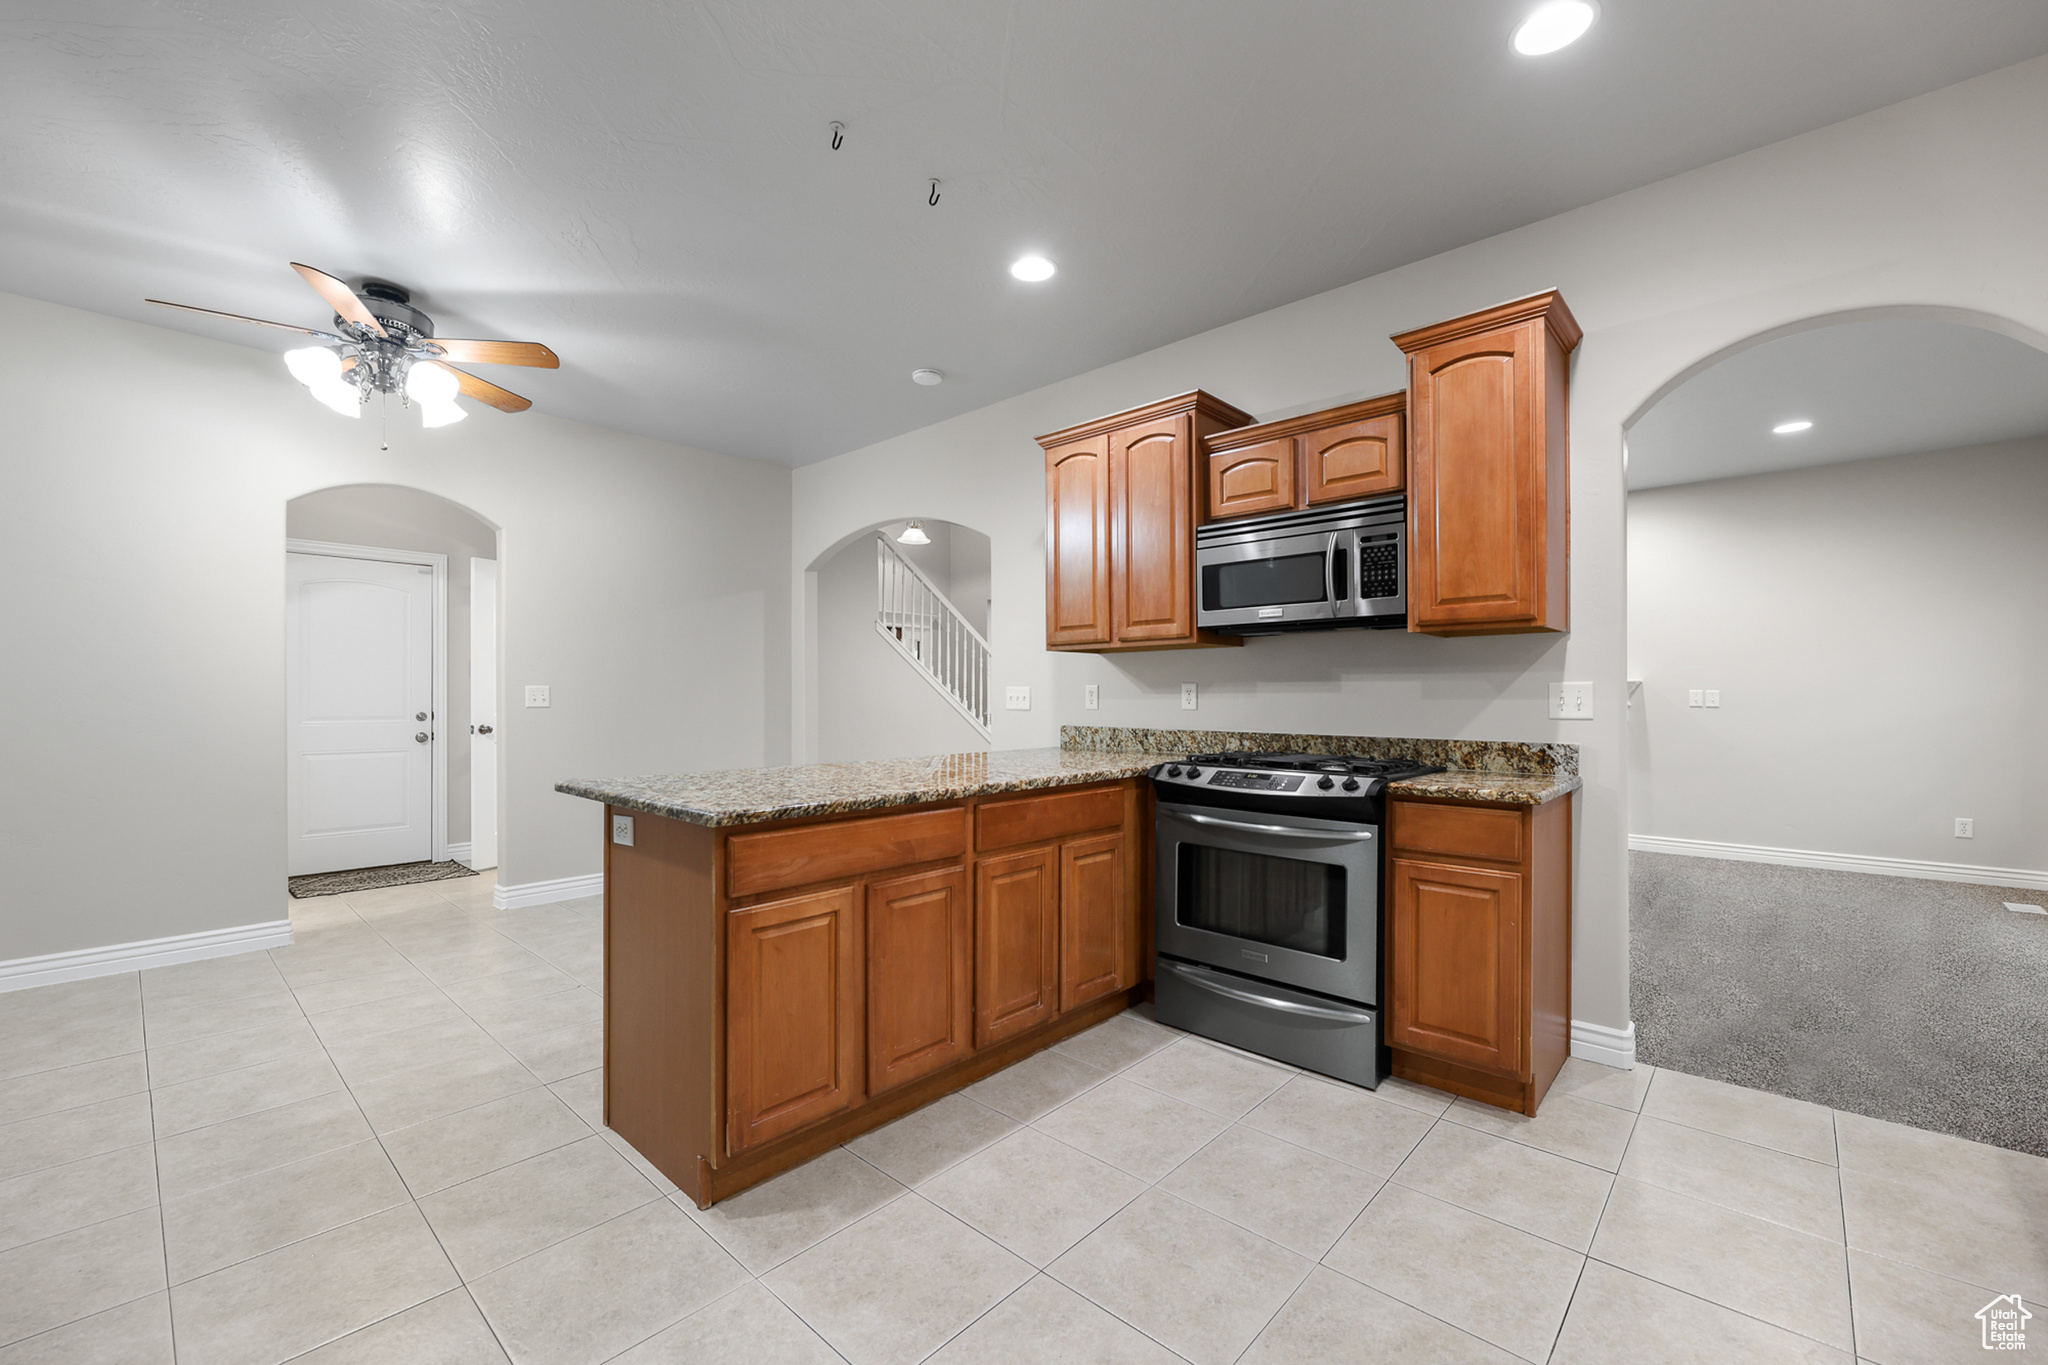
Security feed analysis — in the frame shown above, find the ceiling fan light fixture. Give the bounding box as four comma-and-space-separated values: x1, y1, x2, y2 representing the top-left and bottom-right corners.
897, 521, 932, 545
283, 345, 343, 387
1513, 0, 1597, 55
405, 361, 459, 405
309, 378, 362, 418
419, 400, 467, 429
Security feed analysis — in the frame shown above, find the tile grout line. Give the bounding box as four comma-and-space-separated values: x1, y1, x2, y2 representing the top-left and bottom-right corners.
1834, 1106, 1860, 1360
139, 971, 180, 1365
1535, 1078, 1643, 1364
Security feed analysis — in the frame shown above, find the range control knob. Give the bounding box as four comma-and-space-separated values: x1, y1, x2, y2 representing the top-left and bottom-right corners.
1316, 775, 1335, 790
1341, 777, 1360, 792
1166, 766, 1182, 778
1185, 766, 1202, 779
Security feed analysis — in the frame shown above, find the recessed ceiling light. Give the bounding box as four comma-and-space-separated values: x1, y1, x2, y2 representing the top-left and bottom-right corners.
1010, 255, 1056, 283
1772, 420, 1814, 435
1513, 0, 1597, 55
911, 368, 944, 386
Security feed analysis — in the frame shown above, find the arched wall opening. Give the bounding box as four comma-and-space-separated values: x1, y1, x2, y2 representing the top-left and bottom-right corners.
286, 483, 502, 871
1619, 309, 2048, 1150
805, 517, 993, 763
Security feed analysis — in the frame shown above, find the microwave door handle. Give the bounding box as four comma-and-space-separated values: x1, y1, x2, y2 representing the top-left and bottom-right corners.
1178, 811, 1375, 840
1326, 532, 1340, 605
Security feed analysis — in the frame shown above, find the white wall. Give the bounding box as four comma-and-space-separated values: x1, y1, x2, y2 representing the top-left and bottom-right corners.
790, 55, 2048, 1034
0, 291, 791, 961
1628, 436, 2048, 874
286, 485, 498, 846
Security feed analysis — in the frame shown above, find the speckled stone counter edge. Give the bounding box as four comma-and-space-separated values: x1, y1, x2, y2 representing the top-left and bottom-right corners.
1060, 725, 1578, 778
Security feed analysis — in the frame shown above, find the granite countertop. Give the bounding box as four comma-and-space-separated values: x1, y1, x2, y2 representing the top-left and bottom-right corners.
558, 733, 1580, 827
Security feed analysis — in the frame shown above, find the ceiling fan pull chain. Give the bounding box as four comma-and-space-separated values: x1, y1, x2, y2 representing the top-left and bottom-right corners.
928, 179, 941, 207
829, 121, 844, 150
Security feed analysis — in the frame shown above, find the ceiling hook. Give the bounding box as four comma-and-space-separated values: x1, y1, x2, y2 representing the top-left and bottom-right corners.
829, 121, 844, 151
928, 179, 941, 207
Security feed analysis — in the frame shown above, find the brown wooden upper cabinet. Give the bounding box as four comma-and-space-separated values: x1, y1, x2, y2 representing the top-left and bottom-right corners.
1392, 291, 1580, 636
1202, 391, 1407, 521
1039, 391, 1253, 651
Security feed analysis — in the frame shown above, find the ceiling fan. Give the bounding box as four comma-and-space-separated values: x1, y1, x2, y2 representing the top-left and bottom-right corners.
147, 263, 558, 428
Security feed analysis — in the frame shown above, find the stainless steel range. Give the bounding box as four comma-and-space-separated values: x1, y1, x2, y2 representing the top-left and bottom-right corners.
1150, 751, 1443, 1087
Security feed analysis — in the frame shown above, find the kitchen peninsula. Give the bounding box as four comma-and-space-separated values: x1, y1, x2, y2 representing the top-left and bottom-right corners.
559, 728, 1578, 1207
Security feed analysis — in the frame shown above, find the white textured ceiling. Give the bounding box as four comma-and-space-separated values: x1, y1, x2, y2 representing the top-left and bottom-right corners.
1626, 320, 2048, 490
6, 3, 2048, 465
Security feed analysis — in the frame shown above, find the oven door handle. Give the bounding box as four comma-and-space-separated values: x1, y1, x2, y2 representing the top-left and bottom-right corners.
1177, 811, 1375, 840
1160, 960, 1377, 1024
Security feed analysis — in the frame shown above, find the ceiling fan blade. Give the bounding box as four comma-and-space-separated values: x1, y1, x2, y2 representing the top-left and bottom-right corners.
290, 262, 387, 337
145, 298, 347, 343
428, 339, 560, 369
428, 360, 531, 413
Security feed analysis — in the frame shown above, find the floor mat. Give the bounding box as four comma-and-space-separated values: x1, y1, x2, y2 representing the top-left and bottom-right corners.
288, 860, 479, 899
1631, 850, 2048, 1157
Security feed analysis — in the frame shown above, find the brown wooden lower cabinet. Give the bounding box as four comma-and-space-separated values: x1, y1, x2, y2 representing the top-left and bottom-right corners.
605, 778, 1152, 1207
1386, 792, 1572, 1116
865, 865, 972, 1096
724, 885, 863, 1154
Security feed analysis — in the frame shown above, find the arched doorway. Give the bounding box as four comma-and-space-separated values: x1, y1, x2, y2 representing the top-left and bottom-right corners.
285, 484, 501, 884
1622, 312, 2048, 1153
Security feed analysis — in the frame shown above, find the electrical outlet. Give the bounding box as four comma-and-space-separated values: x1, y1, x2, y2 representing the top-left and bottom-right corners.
524, 685, 550, 708
1705, 689, 1721, 708
611, 814, 634, 846
1549, 682, 1593, 720
1180, 682, 1198, 710
1688, 689, 1704, 707
1084, 684, 1099, 711
1005, 686, 1030, 711
1955, 817, 1975, 839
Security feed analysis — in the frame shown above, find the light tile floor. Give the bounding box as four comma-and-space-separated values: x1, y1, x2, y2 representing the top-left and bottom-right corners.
3, 876, 2044, 1363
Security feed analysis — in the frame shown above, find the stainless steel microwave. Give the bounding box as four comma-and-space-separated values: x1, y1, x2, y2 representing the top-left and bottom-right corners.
1194, 496, 1405, 635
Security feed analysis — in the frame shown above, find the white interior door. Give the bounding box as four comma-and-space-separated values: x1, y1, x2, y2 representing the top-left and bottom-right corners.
469, 557, 499, 870
287, 552, 436, 875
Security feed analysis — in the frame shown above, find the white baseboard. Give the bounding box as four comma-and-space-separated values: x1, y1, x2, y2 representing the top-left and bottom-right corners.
1629, 834, 2048, 891
1570, 1018, 1636, 1070
493, 872, 604, 910
447, 842, 472, 867
0, 919, 294, 995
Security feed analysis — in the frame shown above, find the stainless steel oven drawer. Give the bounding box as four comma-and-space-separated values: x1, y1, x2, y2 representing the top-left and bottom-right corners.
1155, 958, 1384, 1088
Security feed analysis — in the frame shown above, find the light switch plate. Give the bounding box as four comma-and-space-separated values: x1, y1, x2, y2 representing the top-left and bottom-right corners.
525, 685, 550, 708
1181, 683, 1198, 710
611, 814, 634, 846
1705, 689, 1721, 708
1005, 685, 1030, 711
1549, 681, 1593, 720
1084, 684, 1099, 710
1688, 689, 1704, 707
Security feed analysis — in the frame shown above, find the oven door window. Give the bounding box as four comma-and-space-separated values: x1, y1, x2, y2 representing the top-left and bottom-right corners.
1176, 844, 1346, 959
1201, 552, 1329, 611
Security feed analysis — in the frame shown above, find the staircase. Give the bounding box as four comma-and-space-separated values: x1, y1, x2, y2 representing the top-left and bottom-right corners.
875, 534, 992, 740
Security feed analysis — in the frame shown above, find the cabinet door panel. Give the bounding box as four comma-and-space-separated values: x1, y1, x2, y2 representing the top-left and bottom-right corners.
1301, 413, 1403, 504
1112, 417, 1196, 643
1046, 436, 1112, 647
867, 867, 972, 1096
1207, 437, 1294, 520
974, 848, 1059, 1047
1060, 832, 1131, 1011
1409, 327, 1539, 629
727, 886, 862, 1153
1387, 858, 1523, 1073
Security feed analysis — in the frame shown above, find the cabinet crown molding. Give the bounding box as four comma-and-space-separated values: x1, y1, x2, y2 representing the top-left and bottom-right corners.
1390, 289, 1583, 356
1035, 389, 1254, 449
1200, 389, 1407, 453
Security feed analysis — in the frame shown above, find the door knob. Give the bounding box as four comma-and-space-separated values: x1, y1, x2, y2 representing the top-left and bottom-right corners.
415, 732, 429, 743
478, 725, 493, 735
416, 712, 427, 722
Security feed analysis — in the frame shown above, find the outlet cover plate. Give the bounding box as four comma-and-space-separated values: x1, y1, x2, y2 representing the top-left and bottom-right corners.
1180, 683, 1198, 710
611, 815, 634, 846
525, 685, 550, 708
1084, 684, 1099, 710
